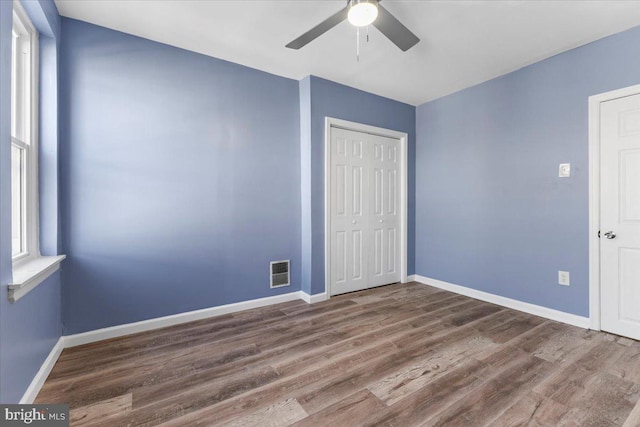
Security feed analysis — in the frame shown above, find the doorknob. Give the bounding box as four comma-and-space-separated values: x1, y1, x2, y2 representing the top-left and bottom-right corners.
379, 220, 383, 223
352, 220, 356, 224
604, 231, 617, 239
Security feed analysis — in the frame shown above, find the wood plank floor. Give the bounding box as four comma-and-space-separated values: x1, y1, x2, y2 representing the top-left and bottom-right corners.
36, 282, 640, 426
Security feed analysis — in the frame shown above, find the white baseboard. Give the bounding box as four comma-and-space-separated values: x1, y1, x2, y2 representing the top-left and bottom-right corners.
299, 291, 328, 304
413, 275, 590, 329
64, 291, 303, 348
407, 274, 417, 282
20, 337, 65, 404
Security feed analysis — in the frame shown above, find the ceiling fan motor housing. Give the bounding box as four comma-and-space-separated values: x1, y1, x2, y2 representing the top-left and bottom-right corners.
348, 0, 379, 27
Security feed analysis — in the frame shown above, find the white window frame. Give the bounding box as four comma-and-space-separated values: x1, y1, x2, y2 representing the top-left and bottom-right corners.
11, 0, 39, 265
8, 0, 65, 303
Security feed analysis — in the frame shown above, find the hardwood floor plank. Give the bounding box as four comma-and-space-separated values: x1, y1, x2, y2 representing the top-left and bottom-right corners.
532, 340, 626, 399
490, 391, 548, 427
126, 366, 281, 426
441, 303, 503, 327
554, 372, 640, 426
291, 390, 388, 427
623, 397, 640, 427
474, 311, 546, 344
293, 316, 503, 415
361, 358, 489, 426
221, 398, 308, 427
424, 354, 553, 426
607, 342, 640, 384
530, 326, 600, 363
69, 393, 132, 427
367, 335, 498, 405
37, 344, 264, 407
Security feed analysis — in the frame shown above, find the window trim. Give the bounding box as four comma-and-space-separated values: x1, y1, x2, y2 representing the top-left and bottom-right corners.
8, 0, 65, 303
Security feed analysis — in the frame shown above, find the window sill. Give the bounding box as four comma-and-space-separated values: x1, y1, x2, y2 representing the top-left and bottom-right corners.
9, 255, 66, 303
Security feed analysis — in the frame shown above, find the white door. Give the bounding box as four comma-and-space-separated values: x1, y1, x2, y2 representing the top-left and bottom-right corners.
600, 92, 640, 340
330, 127, 401, 296
369, 134, 401, 288
330, 128, 369, 295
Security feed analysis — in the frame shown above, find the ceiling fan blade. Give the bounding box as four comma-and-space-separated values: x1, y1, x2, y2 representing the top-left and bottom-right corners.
286, 6, 349, 49
373, 4, 420, 52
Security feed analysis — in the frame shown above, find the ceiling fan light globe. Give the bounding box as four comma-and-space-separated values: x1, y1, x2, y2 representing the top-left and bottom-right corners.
347, 0, 378, 27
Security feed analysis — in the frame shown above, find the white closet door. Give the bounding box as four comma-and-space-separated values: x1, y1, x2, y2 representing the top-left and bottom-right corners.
369, 134, 401, 288
329, 127, 401, 296
330, 128, 370, 295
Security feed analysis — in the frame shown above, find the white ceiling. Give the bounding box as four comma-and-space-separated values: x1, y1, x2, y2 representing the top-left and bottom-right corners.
54, 0, 640, 106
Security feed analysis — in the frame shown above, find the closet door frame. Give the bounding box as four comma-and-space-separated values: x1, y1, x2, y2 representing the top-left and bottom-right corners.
324, 117, 409, 298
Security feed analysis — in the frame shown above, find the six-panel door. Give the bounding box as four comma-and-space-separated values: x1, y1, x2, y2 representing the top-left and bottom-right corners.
600, 93, 640, 340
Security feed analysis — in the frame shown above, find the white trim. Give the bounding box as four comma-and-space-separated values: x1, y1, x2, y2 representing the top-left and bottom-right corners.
300, 291, 328, 304
588, 83, 640, 331
64, 291, 303, 348
407, 274, 417, 282
8, 255, 66, 302
324, 117, 409, 298
19, 337, 64, 404
413, 275, 590, 329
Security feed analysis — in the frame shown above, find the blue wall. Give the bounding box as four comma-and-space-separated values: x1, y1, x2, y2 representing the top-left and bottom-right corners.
301, 76, 416, 295
415, 25, 640, 317
59, 18, 302, 334
0, 0, 63, 404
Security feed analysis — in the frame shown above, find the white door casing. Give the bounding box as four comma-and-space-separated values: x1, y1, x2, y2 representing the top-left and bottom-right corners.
599, 92, 640, 340
325, 118, 408, 297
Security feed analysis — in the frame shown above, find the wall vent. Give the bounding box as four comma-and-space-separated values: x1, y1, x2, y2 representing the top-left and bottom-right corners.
270, 260, 290, 288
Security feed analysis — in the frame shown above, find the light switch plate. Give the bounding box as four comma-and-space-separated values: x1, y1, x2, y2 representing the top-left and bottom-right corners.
559, 163, 571, 178
558, 271, 570, 286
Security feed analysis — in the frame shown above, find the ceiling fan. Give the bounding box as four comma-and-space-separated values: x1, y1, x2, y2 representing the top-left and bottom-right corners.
286, 0, 420, 52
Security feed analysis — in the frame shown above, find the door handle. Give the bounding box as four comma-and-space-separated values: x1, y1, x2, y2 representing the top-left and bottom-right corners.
379, 220, 383, 223
352, 220, 357, 224
604, 231, 616, 239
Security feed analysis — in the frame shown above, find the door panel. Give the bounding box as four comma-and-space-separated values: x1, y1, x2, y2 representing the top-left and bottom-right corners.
352, 230, 363, 280
373, 228, 383, 276
620, 150, 640, 222
600, 93, 640, 340
388, 169, 397, 215
352, 166, 363, 216
388, 228, 397, 274
336, 165, 346, 216
619, 248, 640, 324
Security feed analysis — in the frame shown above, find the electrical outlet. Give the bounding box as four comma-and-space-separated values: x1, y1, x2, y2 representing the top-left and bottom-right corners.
558, 271, 570, 286
559, 163, 571, 178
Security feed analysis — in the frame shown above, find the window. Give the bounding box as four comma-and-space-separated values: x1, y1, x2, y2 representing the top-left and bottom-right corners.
8, 1, 65, 303
11, 1, 37, 263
